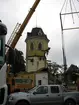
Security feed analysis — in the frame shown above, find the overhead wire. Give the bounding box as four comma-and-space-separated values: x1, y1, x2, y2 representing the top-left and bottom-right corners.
72, 0, 79, 18
60, 0, 67, 13
61, 0, 79, 26
62, 0, 68, 26
70, 0, 74, 23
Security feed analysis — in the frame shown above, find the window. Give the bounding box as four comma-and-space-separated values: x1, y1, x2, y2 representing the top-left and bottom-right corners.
0, 88, 5, 104
36, 86, 48, 94
51, 86, 59, 93
12, 79, 15, 85
38, 80, 41, 85
30, 43, 34, 50
39, 57, 42, 60
30, 59, 34, 65
0, 39, 3, 56
37, 61, 39, 67
38, 30, 43, 36
38, 43, 42, 50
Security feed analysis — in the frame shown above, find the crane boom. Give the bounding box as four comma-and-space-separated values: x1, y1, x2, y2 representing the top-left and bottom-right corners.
0, 1, 41, 105
10, 0, 40, 48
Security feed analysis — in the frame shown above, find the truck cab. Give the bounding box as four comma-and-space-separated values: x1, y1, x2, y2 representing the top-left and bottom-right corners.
0, 64, 8, 105
0, 20, 7, 105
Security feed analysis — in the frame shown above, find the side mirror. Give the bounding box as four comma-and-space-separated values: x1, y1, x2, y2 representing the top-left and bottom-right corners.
0, 20, 7, 35
33, 92, 37, 95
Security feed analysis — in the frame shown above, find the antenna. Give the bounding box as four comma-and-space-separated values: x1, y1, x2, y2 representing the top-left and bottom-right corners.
36, 10, 38, 27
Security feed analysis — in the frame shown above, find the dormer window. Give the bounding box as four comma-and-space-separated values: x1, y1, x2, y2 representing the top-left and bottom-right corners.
38, 30, 43, 36
38, 43, 42, 50
30, 43, 34, 50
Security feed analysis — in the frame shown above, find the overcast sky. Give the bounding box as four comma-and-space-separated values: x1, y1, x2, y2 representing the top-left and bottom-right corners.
0, 0, 79, 67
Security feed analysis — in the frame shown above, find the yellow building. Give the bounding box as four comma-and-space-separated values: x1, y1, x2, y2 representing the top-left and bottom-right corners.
14, 72, 35, 90
7, 72, 35, 93
7, 27, 50, 93
25, 27, 50, 72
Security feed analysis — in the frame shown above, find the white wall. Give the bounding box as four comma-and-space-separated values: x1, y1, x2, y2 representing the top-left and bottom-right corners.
27, 57, 46, 72
36, 72, 48, 86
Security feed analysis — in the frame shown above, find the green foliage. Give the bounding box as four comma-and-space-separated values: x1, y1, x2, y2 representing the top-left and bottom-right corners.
7, 48, 15, 64
67, 64, 79, 73
7, 48, 25, 74
71, 73, 77, 82
48, 62, 62, 74
48, 62, 63, 84
67, 64, 79, 83
12, 49, 25, 74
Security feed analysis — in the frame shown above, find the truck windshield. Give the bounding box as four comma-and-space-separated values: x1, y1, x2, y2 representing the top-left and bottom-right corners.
28, 86, 38, 92
0, 88, 5, 104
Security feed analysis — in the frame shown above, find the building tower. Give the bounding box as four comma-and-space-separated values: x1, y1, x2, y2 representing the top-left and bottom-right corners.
25, 27, 50, 72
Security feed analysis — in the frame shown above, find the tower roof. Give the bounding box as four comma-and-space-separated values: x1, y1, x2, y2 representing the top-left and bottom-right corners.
30, 27, 44, 36
25, 27, 49, 42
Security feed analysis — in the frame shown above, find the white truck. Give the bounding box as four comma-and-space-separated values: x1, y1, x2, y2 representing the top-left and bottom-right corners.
7, 85, 79, 105
0, 64, 8, 105
0, 20, 7, 105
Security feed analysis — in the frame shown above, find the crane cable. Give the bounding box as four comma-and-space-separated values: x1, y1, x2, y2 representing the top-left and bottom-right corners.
70, 0, 74, 23
70, 0, 79, 23
60, 0, 67, 13
72, 0, 79, 18
60, 0, 79, 25
63, 0, 68, 26
60, 0, 68, 27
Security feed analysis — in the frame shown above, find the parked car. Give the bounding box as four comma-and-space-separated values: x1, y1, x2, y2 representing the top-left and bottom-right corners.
7, 84, 79, 105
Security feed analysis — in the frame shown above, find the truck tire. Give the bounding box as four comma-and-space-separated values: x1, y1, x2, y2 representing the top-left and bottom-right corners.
16, 100, 29, 105
65, 99, 76, 105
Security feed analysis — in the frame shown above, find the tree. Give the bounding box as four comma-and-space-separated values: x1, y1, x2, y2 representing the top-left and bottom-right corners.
6, 48, 15, 65
48, 62, 62, 74
7, 48, 25, 74
67, 64, 79, 73
66, 64, 79, 83
48, 62, 63, 84
12, 49, 25, 74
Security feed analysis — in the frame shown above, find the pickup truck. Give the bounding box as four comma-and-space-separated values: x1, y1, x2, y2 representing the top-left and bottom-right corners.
7, 84, 79, 105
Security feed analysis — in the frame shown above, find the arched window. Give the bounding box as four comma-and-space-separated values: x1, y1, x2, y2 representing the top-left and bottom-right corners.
30, 43, 34, 50
38, 43, 42, 50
